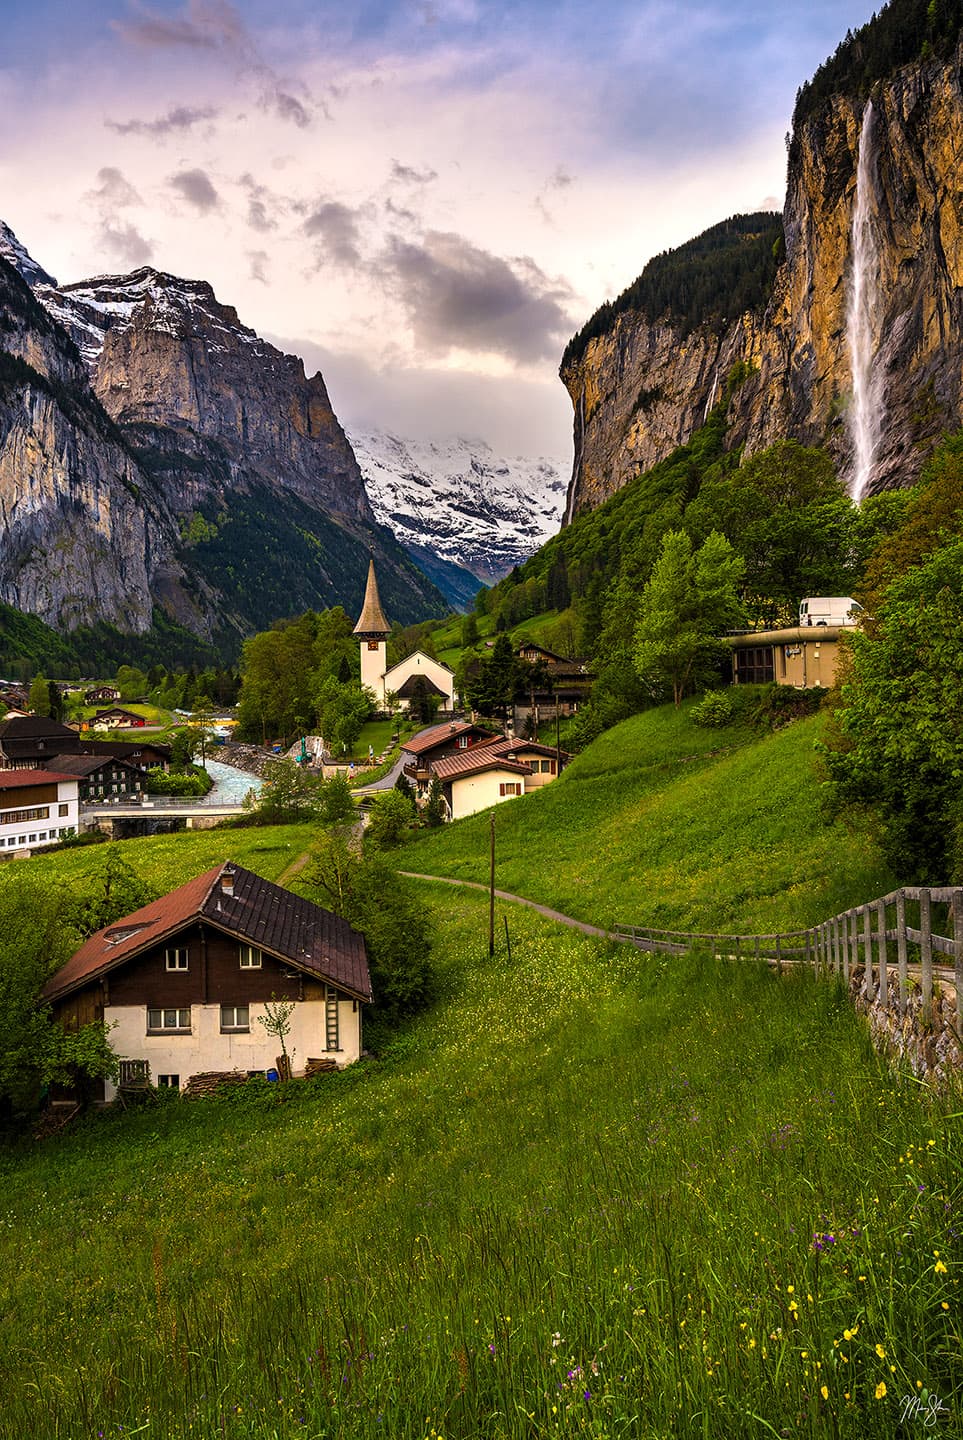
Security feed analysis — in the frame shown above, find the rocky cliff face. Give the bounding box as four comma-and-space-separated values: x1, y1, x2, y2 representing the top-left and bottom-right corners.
42, 269, 370, 525
562, 39, 963, 516
0, 258, 181, 633
0, 233, 446, 646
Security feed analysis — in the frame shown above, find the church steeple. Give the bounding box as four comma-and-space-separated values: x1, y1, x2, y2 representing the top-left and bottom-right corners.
353, 558, 390, 638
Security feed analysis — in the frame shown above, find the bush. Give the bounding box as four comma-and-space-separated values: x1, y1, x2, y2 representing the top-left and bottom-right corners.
690, 690, 735, 727
752, 684, 827, 730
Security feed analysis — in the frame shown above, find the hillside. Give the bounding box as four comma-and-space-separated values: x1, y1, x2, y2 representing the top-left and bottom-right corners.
403, 702, 895, 932
0, 748, 955, 1437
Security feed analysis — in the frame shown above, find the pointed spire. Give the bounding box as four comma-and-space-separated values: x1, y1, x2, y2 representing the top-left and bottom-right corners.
353, 557, 390, 637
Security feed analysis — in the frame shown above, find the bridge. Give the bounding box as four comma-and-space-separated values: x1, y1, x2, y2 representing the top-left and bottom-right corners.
81, 795, 246, 834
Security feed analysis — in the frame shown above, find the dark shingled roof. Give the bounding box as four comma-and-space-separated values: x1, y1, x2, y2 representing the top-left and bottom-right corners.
43, 863, 371, 1004
49, 753, 140, 777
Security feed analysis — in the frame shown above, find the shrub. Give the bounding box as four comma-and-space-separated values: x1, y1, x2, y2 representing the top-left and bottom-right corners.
690, 689, 735, 727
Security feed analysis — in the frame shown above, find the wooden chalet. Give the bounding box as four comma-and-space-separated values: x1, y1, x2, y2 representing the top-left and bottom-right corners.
0, 716, 82, 769
43, 862, 372, 1100
514, 642, 594, 722
89, 707, 149, 729
49, 752, 145, 802
402, 720, 499, 794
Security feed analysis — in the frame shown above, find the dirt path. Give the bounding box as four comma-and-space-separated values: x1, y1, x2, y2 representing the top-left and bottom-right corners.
276, 851, 312, 887
399, 871, 614, 939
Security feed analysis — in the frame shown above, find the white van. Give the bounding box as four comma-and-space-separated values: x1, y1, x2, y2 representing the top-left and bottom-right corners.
798, 597, 864, 627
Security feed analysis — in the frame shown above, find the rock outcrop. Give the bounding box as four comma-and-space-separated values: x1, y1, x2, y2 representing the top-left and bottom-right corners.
0, 235, 447, 646
562, 38, 963, 517
0, 258, 178, 633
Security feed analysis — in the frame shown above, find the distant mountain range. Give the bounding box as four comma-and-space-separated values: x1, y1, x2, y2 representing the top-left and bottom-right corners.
350, 430, 568, 609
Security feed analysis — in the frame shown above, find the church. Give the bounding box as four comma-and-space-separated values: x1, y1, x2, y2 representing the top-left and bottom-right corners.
353, 560, 457, 713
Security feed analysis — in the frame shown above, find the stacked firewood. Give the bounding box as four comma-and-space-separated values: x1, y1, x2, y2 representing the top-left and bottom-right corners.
182, 1070, 249, 1099
304, 1056, 339, 1078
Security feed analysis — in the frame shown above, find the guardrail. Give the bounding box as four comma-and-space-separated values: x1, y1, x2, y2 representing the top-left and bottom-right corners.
614, 885, 963, 1027
81, 795, 246, 811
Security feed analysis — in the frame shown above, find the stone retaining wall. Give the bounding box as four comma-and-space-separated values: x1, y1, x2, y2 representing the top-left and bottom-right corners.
850, 969, 962, 1089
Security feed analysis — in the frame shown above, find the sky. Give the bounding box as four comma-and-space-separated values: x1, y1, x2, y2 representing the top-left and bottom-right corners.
1, 0, 880, 458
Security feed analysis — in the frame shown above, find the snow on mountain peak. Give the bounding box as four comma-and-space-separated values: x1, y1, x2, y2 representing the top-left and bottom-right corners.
0, 222, 57, 289
350, 429, 568, 584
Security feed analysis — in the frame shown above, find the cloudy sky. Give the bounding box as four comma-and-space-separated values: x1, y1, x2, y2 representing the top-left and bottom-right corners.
2, 0, 879, 457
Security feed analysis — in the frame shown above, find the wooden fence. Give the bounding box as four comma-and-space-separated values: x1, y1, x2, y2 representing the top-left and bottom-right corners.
614, 886, 963, 1028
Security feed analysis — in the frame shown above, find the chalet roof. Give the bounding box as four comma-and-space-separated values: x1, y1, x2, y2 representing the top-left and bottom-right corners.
402, 720, 497, 757
42, 862, 372, 1005
49, 753, 139, 777
0, 717, 81, 759
0, 769, 79, 788
384, 650, 455, 683
352, 558, 390, 637
91, 707, 145, 720
431, 748, 532, 781
0, 716, 77, 741
80, 740, 171, 762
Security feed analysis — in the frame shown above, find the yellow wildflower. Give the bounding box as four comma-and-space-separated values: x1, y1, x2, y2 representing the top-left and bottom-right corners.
876, 1382, 887, 1400
821, 1386, 829, 1400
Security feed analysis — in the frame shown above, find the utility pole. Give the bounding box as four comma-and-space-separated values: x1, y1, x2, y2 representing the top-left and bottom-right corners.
489, 809, 496, 958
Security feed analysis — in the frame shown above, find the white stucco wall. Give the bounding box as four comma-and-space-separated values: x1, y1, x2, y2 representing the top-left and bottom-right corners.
385, 651, 456, 708
360, 638, 387, 701
105, 996, 361, 1098
0, 778, 79, 854
449, 768, 526, 821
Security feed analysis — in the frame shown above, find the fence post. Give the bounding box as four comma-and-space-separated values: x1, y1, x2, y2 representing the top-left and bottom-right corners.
849, 909, 860, 987
776, 933, 782, 975
920, 889, 933, 1020
875, 897, 888, 1008
832, 917, 841, 977
754, 935, 760, 964
952, 889, 963, 1036
862, 906, 875, 1000
896, 890, 908, 1016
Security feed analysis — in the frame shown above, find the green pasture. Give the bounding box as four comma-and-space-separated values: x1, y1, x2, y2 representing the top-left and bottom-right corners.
402, 703, 895, 935
0, 886, 959, 1438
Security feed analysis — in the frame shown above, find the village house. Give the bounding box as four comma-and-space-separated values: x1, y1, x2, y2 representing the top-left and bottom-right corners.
47, 753, 145, 803
42, 862, 372, 1101
514, 641, 594, 727
0, 769, 80, 853
410, 731, 569, 821
89, 707, 149, 730
354, 560, 457, 713
401, 718, 499, 794
84, 686, 121, 705
0, 716, 170, 778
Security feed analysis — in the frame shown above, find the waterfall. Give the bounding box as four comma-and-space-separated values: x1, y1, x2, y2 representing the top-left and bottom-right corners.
703, 368, 719, 423
563, 386, 585, 527
846, 101, 883, 504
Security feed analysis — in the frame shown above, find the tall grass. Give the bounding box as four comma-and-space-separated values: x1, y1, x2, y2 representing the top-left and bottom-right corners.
1, 888, 958, 1438
404, 707, 894, 934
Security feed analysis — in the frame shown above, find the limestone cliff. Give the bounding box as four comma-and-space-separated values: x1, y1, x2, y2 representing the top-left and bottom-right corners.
0, 257, 179, 633
562, 37, 963, 516
0, 236, 446, 647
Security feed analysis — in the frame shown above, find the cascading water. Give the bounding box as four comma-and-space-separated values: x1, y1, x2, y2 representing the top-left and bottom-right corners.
846, 100, 884, 504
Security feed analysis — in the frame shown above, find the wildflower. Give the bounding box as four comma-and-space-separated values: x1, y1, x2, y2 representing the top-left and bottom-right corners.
875, 1344, 885, 1359
821, 1386, 829, 1400
934, 1260, 948, 1275
875, 1382, 887, 1400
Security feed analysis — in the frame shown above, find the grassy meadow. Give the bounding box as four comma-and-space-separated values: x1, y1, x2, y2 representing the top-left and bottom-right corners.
402, 704, 896, 935
0, 704, 959, 1438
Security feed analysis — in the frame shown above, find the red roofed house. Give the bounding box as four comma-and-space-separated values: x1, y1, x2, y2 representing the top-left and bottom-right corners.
43, 862, 372, 1099
0, 770, 80, 854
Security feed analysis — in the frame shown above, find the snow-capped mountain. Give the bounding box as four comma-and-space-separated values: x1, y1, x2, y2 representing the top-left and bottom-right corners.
350, 430, 568, 588
0, 221, 56, 289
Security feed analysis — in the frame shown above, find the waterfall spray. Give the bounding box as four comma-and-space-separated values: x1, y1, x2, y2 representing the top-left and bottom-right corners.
846, 100, 883, 504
